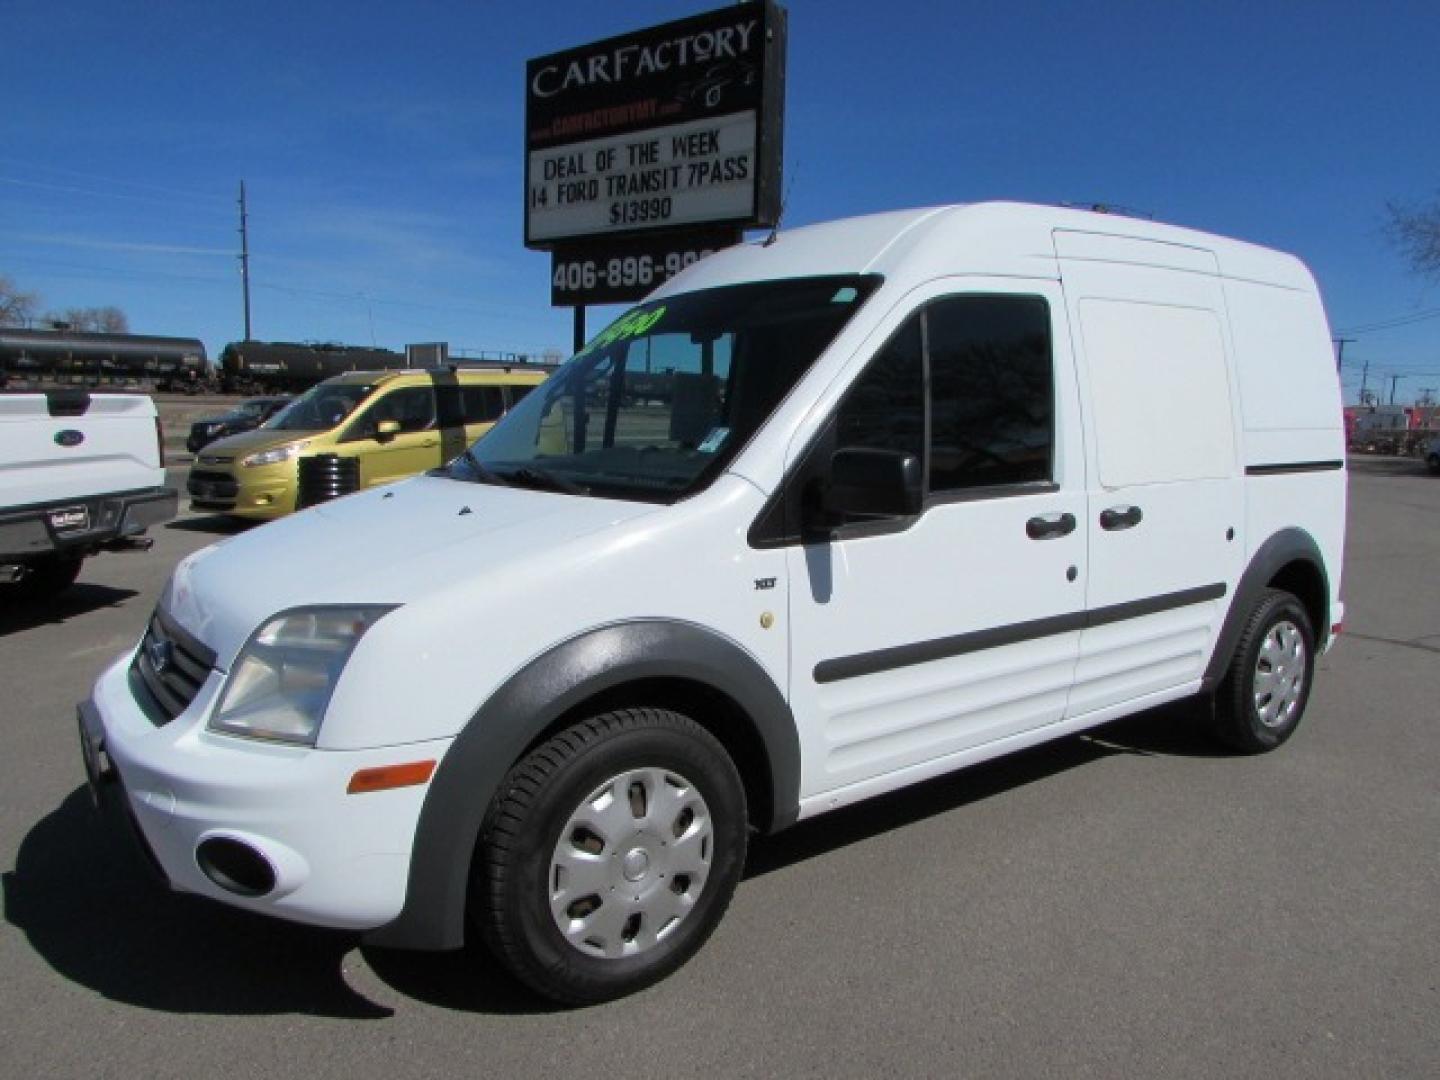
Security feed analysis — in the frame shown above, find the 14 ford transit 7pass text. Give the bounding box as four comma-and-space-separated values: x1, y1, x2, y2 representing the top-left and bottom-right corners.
79, 203, 1346, 1004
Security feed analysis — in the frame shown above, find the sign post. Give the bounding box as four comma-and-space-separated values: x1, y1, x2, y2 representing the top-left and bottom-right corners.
525, 2, 787, 321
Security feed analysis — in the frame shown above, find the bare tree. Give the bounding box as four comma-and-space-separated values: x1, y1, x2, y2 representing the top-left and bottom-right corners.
0, 274, 40, 327
95, 306, 129, 333
1387, 192, 1440, 279
44, 306, 131, 333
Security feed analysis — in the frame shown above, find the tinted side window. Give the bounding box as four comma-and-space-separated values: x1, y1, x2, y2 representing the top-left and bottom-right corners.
835, 315, 924, 461
927, 297, 1052, 491
462, 386, 505, 423
372, 386, 435, 434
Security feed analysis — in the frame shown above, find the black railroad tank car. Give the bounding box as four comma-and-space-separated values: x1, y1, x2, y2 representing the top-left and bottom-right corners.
219, 341, 408, 393
0, 328, 207, 387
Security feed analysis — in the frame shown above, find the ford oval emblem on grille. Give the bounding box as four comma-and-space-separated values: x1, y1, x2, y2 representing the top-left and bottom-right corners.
147, 637, 174, 674
55, 429, 85, 448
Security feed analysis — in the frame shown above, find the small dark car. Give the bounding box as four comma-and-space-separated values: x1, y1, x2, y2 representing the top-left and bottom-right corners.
185, 396, 291, 454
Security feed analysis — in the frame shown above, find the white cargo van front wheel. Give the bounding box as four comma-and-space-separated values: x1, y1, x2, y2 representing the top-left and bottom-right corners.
474, 708, 748, 1005
1212, 589, 1316, 753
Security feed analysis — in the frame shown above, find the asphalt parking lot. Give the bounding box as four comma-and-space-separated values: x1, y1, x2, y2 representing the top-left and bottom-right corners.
2, 457, 1437, 1078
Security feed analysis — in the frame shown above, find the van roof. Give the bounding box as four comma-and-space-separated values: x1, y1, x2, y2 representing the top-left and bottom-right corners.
652, 201, 1316, 298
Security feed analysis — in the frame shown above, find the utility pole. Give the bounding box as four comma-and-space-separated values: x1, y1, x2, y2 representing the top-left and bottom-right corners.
1333, 337, 1354, 373
1388, 374, 1403, 405
238, 181, 253, 341
1358, 357, 1371, 406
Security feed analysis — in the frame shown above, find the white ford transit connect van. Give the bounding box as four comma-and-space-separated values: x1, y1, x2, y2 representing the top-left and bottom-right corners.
79, 203, 1345, 1004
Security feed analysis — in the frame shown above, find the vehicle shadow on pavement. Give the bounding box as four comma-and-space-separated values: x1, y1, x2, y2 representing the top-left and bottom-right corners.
360, 945, 555, 1015
745, 699, 1224, 879
0, 584, 138, 638
3, 787, 392, 1019
165, 516, 252, 536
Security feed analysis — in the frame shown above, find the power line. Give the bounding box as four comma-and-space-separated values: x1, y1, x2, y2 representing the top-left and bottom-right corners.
0, 175, 226, 211
0, 161, 229, 204
1335, 307, 1440, 335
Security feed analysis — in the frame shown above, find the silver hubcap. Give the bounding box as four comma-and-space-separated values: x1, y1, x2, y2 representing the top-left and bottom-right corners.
549, 767, 714, 960
1254, 619, 1307, 728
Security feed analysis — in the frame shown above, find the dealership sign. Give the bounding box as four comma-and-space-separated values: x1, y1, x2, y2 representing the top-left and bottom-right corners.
525, 1, 786, 258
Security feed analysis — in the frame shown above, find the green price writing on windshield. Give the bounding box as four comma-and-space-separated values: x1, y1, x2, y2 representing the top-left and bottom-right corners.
576, 305, 667, 359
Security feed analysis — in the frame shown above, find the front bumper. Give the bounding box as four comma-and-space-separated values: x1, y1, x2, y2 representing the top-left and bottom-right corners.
187, 461, 294, 519
80, 651, 451, 932
0, 486, 177, 562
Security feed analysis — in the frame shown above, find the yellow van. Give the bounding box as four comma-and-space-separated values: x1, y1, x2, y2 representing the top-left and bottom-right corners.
187, 367, 548, 520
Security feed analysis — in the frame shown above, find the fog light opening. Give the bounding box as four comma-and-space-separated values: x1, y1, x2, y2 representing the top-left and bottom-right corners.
196, 837, 277, 897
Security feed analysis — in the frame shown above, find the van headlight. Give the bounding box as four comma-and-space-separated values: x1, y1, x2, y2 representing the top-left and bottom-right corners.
210, 605, 396, 745
241, 441, 308, 467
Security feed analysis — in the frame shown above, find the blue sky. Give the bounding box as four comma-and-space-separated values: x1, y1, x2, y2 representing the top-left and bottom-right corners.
3, 0, 1438, 403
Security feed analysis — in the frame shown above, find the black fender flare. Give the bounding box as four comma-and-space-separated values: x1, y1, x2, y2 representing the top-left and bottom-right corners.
1201, 528, 1330, 691
364, 620, 800, 951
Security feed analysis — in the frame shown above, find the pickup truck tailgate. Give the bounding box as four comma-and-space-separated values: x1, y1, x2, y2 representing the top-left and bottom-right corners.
0, 391, 166, 507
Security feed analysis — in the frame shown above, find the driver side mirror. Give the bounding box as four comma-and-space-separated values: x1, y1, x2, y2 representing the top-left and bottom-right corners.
805, 447, 923, 532
375, 419, 401, 442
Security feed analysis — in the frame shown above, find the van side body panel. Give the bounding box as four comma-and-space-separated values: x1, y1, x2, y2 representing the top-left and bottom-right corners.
1221, 267, 1346, 630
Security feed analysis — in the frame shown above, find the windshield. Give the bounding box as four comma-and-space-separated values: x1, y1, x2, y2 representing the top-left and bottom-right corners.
221, 399, 272, 422
452, 276, 878, 501
265, 383, 373, 431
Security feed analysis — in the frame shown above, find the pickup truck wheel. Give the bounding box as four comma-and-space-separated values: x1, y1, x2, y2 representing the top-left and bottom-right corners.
474, 708, 747, 1005
1211, 588, 1315, 753
12, 555, 83, 600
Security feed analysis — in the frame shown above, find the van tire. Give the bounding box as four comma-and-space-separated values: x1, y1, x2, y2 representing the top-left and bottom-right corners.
473, 708, 748, 1005
1211, 589, 1315, 753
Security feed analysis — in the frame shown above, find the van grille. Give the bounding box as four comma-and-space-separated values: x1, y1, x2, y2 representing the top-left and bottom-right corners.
131, 608, 217, 726
187, 471, 239, 504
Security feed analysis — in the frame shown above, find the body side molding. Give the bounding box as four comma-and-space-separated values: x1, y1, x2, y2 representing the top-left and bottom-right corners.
815, 583, 1226, 684
365, 619, 800, 952
1244, 460, 1344, 476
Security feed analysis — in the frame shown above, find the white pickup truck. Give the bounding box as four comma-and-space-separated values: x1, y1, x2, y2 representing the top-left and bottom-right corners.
1, 389, 177, 600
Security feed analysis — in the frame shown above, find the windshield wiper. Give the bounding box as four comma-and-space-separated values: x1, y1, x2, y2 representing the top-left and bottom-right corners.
434, 447, 511, 487
499, 465, 589, 496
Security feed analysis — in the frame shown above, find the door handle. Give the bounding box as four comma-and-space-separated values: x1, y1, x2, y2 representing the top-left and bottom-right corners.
1026, 512, 1077, 540
1100, 505, 1143, 531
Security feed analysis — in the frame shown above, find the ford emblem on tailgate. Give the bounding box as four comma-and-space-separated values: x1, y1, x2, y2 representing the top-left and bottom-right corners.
55, 429, 85, 447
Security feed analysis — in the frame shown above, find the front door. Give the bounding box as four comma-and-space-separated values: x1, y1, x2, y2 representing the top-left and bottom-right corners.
784, 280, 1088, 805
348, 385, 441, 487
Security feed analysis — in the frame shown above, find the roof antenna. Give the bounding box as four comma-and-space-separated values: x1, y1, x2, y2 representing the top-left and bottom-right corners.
762, 160, 796, 247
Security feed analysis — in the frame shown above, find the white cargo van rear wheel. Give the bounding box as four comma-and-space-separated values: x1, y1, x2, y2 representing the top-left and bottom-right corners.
1212, 589, 1315, 753
474, 708, 747, 1005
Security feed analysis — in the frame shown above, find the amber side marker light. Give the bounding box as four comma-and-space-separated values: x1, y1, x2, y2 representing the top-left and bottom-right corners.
347, 760, 437, 794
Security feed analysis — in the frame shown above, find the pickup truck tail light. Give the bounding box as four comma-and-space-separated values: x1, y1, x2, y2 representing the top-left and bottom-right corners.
155, 418, 165, 467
